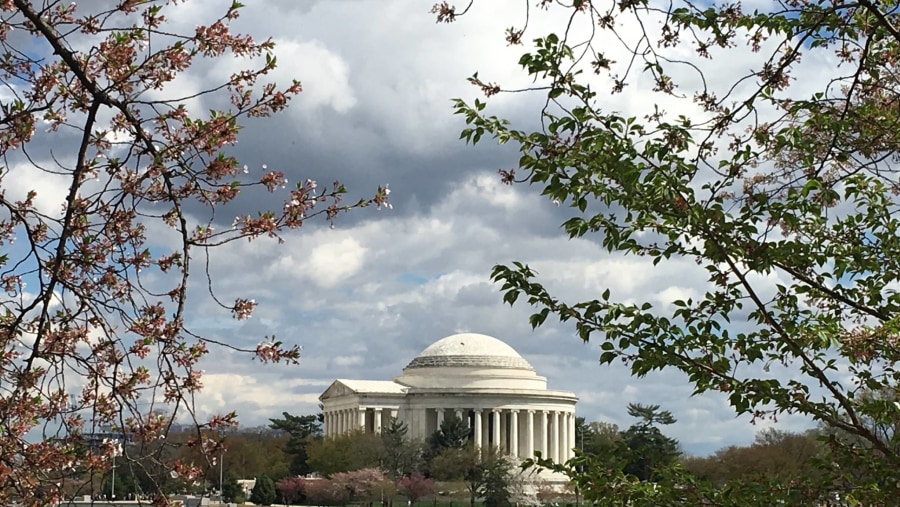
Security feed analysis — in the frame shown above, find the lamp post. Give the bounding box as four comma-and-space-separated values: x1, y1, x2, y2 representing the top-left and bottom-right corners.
219, 453, 224, 500
111, 449, 116, 501
109, 437, 123, 502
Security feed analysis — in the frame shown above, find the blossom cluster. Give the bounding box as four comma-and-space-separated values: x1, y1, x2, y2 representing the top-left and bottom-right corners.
0, 1, 385, 504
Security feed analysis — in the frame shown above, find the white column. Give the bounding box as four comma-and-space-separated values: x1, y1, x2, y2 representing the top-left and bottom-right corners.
374, 408, 383, 434
539, 411, 548, 457
456, 409, 463, 420
411, 409, 421, 437
492, 410, 501, 448
499, 412, 507, 451
474, 410, 483, 447
560, 412, 568, 462
509, 410, 519, 458
359, 408, 366, 432
568, 412, 576, 459
526, 410, 535, 458
436, 408, 444, 428
550, 411, 560, 462
337, 410, 343, 434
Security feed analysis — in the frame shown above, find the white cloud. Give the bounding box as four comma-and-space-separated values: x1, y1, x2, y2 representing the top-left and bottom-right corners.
304, 236, 367, 287
4, 163, 70, 218
274, 39, 357, 113
333, 355, 364, 366
193, 372, 327, 423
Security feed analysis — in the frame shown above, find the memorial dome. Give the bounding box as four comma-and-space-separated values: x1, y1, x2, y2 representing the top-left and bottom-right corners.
321, 329, 577, 481
404, 333, 535, 371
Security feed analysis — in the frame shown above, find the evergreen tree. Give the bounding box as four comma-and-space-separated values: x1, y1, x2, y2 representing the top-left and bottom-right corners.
222, 474, 244, 504
620, 404, 680, 482
425, 415, 471, 475
576, 419, 621, 458
269, 412, 322, 476
381, 418, 422, 478
250, 473, 277, 506
429, 415, 470, 451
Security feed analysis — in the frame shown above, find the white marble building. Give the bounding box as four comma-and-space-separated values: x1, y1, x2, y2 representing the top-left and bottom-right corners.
319, 333, 578, 463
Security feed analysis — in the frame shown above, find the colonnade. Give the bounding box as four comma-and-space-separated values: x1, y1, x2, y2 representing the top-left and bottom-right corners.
441, 408, 576, 463
324, 405, 576, 463
323, 406, 396, 437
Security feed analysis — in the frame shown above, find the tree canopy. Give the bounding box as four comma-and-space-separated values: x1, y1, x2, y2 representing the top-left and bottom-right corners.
305, 430, 383, 476
269, 412, 323, 476
620, 404, 680, 482
381, 418, 424, 479
431, 446, 514, 507
250, 473, 277, 506
430, 415, 472, 451
222, 474, 245, 504
683, 428, 820, 487
442, 0, 900, 502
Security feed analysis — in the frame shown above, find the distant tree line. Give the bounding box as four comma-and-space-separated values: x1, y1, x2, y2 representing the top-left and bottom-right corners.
83, 404, 840, 506
549, 403, 851, 506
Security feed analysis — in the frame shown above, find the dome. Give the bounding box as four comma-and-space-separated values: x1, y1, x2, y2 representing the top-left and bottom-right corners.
404, 333, 534, 370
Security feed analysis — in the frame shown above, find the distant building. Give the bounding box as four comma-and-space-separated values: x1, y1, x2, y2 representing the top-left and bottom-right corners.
237, 479, 255, 499
71, 427, 131, 453
319, 333, 578, 464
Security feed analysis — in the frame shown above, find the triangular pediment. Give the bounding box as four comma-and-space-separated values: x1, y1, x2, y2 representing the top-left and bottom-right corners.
319, 379, 407, 402
319, 379, 355, 401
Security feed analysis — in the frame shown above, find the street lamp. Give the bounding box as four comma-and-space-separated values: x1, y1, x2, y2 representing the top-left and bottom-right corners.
111, 445, 117, 501
219, 453, 224, 500
111, 452, 115, 500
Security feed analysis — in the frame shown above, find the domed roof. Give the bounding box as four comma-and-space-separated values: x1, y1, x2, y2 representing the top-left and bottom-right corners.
405, 333, 534, 370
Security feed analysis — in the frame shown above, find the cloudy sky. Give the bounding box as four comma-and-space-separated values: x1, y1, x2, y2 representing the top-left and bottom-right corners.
170, 0, 830, 456
9, 0, 831, 456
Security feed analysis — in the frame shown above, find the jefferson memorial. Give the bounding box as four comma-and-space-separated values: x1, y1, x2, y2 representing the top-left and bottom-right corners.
319, 333, 578, 463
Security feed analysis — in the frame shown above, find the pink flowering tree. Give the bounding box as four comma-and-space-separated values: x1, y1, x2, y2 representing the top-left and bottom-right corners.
0, 1, 387, 505
275, 476, 305, 506
397, 472, 434, 504
330, 468, 387, 504
303, 469, 391, 506
303, 477, 349, 506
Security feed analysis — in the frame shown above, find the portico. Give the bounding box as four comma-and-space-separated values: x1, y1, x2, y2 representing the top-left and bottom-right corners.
319, 379, 404, 437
